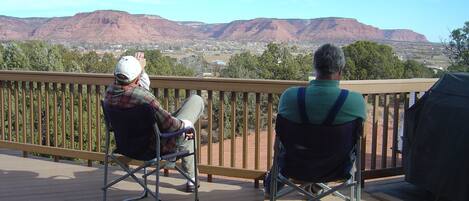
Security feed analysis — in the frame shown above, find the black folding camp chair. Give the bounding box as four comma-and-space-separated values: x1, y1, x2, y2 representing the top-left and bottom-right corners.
101, 101, 199, 201
269, 88, 362, 201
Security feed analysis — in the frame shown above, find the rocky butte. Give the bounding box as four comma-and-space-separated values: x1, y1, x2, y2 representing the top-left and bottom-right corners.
0, 10, 428, 44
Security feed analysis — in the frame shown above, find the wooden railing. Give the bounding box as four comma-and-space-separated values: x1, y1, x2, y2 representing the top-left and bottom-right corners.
0, 71, 437, 186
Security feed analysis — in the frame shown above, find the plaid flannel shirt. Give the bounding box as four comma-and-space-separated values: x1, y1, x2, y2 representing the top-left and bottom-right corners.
104, 83, 182, 154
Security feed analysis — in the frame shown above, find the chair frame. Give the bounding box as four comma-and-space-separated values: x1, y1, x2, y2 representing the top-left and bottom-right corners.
101, 102, 199, 201
269, 127, 362, 201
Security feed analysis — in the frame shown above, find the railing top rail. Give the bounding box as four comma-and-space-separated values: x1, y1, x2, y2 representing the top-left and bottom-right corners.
0, 70, 437, 94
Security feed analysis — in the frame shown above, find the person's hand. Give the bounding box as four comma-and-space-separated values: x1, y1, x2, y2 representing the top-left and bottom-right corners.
181, 119, 195, 140
135, 52, 146, 70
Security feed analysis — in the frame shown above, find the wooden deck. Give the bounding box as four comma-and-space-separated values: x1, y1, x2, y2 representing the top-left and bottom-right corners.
0, 149, 434, 201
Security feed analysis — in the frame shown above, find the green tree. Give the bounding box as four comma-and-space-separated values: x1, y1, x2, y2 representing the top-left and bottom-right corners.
81, 51, 100, 73
47, 45, 64, 72
445, 21, 469, 66
20, 40, 49, 71
123, 49, 194, 76
445, 21, 469, 72
0, 44, 4, 68
95, 53, 116, 73
3, 43, 30, 70
61, 49, 83, 72
221, 52, 259, 79
342, 41, 404, 80
402, 60, 435, 78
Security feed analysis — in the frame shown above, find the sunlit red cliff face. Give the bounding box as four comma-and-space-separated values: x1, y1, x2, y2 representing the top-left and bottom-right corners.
0, 10, 428, 44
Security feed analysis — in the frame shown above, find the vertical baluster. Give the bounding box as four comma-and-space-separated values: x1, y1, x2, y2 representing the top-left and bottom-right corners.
267, 93, 273, 169
153, 88, 159, 98
15, 81, 19, 142
242, 92, 248, 169
163, 88, 170, 176
254, 93, 260, 188
391, 93, 400, 167
402, 93, 409, 165
361, 94, 368, 186
37, 82, 42, 145
185, 89, 190, 99
22, 82, 26, 144
174, 89, 180, 109
53, 83, 58, 147
218, 91, 224, 166
87, 85, 92, 166
45, 83, 50, 146
0, 81, 4, 141
8, 81, 12, 141
163, 88, 169, 111
78, 85, 83, 150
381, 94, 389, 168
230, 92, 236, 167
95, 85, 101, 152
207, 90, 213, 182
61, 83, 66, 148
29, 82, 34, 144
196, 90, 202, 162
371, 94, 379, 170
162, 88, 170, 176
70, 84, 75, 149
87, 85, 92, 152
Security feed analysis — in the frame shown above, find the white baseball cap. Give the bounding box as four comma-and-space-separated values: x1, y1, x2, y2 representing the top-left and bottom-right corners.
114, 56, 142, 83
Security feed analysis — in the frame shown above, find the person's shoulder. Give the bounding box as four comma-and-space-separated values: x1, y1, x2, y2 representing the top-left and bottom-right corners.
346, 90, 365, 103
283, 86, 302, 95
280, 86, 301, 100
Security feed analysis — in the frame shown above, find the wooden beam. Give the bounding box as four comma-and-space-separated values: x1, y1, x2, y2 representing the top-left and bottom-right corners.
0, 141, 266, 179
0, 70, 436, 94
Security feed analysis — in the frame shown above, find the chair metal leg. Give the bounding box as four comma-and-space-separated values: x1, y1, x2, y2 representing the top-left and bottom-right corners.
155, 159, 160, 201
103, 129, 111, 201
270, 138, 280, 201
103, 154, 109, 201
193, 138, 199, 201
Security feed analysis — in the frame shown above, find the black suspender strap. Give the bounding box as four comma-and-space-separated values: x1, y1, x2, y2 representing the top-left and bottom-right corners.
322, 89, 349, 126
297, 87, 309, 124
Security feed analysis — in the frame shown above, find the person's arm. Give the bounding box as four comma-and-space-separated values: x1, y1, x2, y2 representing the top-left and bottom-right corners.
146, 100, 182, 133
139, 71, 150, 90
135, 52, 150, 90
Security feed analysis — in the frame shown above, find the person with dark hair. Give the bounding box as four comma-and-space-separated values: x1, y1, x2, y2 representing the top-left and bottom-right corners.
264, 44, 366, 196
104, 53, 204, 192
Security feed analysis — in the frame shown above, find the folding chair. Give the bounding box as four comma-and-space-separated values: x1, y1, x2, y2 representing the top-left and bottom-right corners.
101, 101, 199, 201
269, 114, 362, 201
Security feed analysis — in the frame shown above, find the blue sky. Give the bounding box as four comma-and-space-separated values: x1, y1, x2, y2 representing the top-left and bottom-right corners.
0, 0, 468, 42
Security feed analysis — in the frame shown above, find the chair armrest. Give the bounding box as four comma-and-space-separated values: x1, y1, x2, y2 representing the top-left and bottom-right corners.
160, 127, 195, 139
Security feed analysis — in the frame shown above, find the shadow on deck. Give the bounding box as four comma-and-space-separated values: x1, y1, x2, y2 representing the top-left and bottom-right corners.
0, 149, 436, 201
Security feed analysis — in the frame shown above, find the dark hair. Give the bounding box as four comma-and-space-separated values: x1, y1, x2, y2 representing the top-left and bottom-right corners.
313, 44, 345, 75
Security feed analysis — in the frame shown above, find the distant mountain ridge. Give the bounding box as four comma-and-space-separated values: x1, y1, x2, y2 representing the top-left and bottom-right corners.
0, 10, 428, 44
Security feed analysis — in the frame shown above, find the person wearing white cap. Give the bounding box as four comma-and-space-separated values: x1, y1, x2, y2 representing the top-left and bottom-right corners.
104, 52, 204, 192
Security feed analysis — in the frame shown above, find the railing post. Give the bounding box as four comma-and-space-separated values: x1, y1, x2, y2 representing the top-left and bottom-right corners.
218, 91, 224, 167
254, 93, 260, 188
230, 92, 236, 168
267, 93, 273, 169
207, 90, 213, 182
0, 81, 4, 141
242, 92, 248, 169
21, 81, 27, 158
29, 82, 34, 146
61, 83, 66, 148
45, 82, 50, 146
381, 94, 389, 168
70, 84, 75, 150
87, 84, 92, 166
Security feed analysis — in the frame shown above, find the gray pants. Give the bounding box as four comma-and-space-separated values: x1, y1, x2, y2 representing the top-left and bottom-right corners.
172, 95, 204, 178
